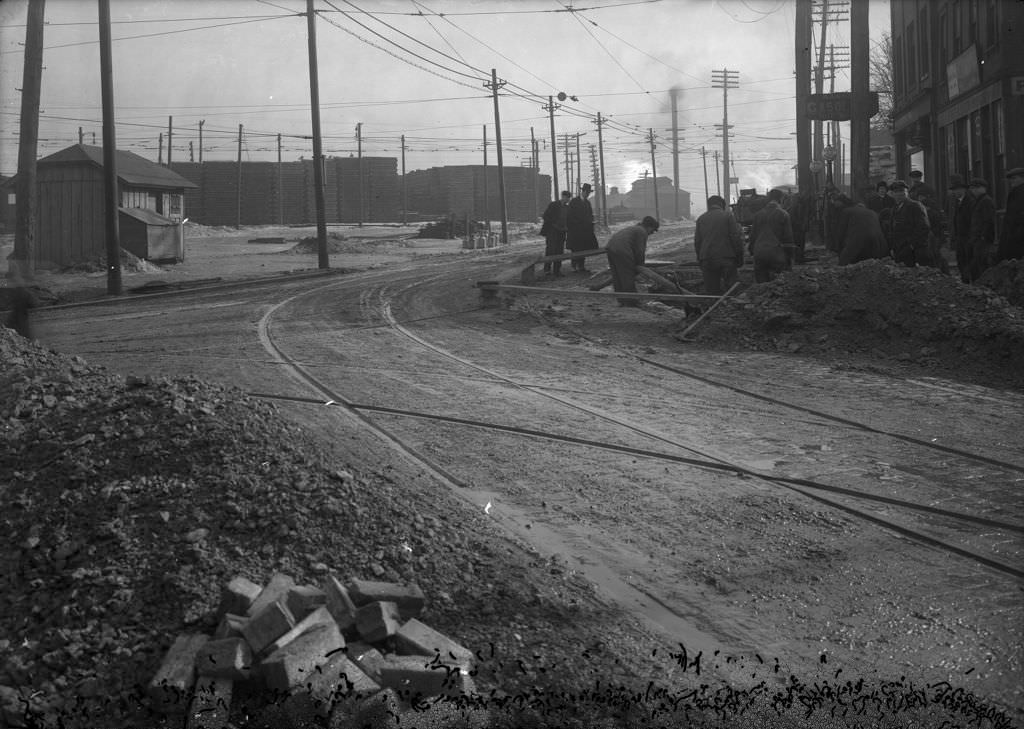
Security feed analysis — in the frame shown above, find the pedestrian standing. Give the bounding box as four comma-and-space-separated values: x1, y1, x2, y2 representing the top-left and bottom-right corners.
832, 194, 888, 265
540, 191, 571, 277
566, 183, 599, 273
880, 180, 931, 267
909, 171, 950, 274
604, 216, 660, 306
996, 166, 1024, 263
749, 188, 794, 283
946, 176, 973, 282
866, 181, 894, 216
908, 170, 938, 206
965, 177, 996, 281
694, 195, 744, 295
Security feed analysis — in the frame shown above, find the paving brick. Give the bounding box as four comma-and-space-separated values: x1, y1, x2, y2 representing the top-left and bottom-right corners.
345, 641, 385, 683
329, 688, 400, 729
213, 613, 247, 640
185, 676, 232, 729
348, 580, 425, 619
285, 585, 327, 620
378, 655, 469, 699
394, 618, 475, 667
261, 621, 346, 692
261, 605, 337, 657
355, 601, 401, 643
289, 651, 381, 719
217, 576, 262, 617
323, 576, 358, 631
148, 633, 209, 713
240, 600, 295, 655
194, 638, 252, 680
246, 572, 295, 617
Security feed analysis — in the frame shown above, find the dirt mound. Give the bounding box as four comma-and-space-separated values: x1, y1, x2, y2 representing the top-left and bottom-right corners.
288, 233, 405, 255
977, 258, 1024, 307
58, 248, 165, 274
688, 259, 1024, 388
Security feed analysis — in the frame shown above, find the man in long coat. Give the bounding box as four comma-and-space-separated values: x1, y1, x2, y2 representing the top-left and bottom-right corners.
832, 194, 888, 265
694, 195, 744, 295
749, 188, 794, 283
965, 177, 996, 281
946, 176, 974, 282
566, 183, 599, 273
540, 190, 571, 276
604, 216, 659, 306
996, 166, 1024, 263
881, 180, 931, 267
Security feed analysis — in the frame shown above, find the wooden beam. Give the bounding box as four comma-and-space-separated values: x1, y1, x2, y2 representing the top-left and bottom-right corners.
477, 282, 729, 304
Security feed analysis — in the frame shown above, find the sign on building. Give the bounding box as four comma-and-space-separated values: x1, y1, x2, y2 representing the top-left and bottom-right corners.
1012, 76, 1024, 96
804, 92, 879, 121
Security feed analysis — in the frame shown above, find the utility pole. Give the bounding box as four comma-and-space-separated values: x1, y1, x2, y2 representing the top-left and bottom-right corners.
795, 0, 813, 199
563, 134, 572, 196
575, 133, 582, 193
543, 96, 560, 200
849, 0, 870, 202
158, 133, 163, 164
701, 146, 710, 202
78, 127, 83, 144
486, 69, 508, 245
711, 68, 739, 204
530, 126, 538, 215
483, 124, 489, 230
167, 115, 173, 166
236, 124, 243, 230
12, 0, 45, 280
356, 122, 363, 228
813, 0, 830, 167
306, 0, 327, 266
198, 119, 205, 164
277, 133, 283, 225
714, 150, 721, 197
647, 128, 660, 221
98, 0, 122, 295
595, 112, 608, 227
589, 143, 600, 220
670, 87, 680, 219
401, 134, 407, 225
189, 141, 194, 162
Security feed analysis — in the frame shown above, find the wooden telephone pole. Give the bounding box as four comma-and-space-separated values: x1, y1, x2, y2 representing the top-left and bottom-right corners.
98, 0, 122, 295
12, 0, 45, 280
306, 0, 328, 267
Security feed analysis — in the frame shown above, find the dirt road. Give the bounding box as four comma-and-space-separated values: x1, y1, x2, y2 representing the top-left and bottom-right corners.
24, 222, 1024, 727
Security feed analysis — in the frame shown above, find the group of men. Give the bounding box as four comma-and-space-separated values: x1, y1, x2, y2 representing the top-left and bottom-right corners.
837, 167, 1024, 282
539, 183, 599, 276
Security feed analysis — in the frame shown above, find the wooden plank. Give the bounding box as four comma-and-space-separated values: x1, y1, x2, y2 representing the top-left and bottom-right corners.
477, 282, 728, 303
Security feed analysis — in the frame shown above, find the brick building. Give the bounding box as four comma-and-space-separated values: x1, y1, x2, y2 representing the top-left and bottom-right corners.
403, 165, 551, 222
890, 0, 1024, 203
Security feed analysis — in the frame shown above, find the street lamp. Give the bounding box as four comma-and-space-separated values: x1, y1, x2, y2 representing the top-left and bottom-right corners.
822, 144, 838, 253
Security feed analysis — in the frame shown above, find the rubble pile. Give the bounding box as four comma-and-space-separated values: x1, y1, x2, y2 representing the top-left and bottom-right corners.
977, 258, 1024, 308
146, 572, 486, 728
686, 259, 1024, 388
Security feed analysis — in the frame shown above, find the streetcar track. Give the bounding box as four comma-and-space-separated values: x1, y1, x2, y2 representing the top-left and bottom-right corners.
246, 390, 1024, 537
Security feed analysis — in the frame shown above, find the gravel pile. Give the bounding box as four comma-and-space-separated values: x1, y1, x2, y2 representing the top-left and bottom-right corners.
687, 259, 1024, 389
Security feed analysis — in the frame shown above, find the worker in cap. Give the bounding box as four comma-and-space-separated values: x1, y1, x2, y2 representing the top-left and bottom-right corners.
908, 169, 938, 209
604, 215, 660, 306
566, 182, 598, 273
880, 179, 930, 267
964, 177, 996, 281
997, 167, 1024, 263
946, 174, 974, 282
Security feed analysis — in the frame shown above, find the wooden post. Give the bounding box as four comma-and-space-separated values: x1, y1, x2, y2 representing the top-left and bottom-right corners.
236, 124, 242, 229
98, 0, 122, 295
306, 0, 327, 266
167, 115, 172, 166
11, 0, 45, 280
488, 69, 508, 245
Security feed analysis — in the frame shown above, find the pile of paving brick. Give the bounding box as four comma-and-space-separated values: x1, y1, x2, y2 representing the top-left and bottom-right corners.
149, 573, 486, 728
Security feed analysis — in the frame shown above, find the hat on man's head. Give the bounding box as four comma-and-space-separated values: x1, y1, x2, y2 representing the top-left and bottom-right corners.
640, 215, 659, 230
1006, 167, 1024, 179
968, 177, 988, 188
889, 180, 909, 191
909, 170, 923, 178
948, 175, 967, 190
581, 183, 593, 193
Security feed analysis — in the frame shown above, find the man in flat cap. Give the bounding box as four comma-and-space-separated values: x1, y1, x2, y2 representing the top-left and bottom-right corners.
604, 215, 660, 306
946, 175, 974, 282
880, 180, 931, 267
908, 170, 938, 207
996, 167, 1024, 263
566, 182, 599, 273
965, 177, 996, 282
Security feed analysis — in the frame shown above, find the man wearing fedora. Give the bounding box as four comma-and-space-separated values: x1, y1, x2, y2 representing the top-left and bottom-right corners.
566, 183, 599, 273
996, 167, 1024, 264
965, 177, 996, 282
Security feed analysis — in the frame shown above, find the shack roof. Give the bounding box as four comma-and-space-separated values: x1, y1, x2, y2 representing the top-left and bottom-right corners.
119, 206, 177, 226
38, 144, 197, 190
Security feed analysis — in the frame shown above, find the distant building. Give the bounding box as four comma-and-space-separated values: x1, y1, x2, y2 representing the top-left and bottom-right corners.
890, 0, 1024, 201
403, 165, 551, 222
16, 144, 195, 268
621, 176, 691, 221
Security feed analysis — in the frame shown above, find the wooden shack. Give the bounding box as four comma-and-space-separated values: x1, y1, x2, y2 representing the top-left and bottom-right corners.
30, 144, 195, 268
119, 207, 183, 263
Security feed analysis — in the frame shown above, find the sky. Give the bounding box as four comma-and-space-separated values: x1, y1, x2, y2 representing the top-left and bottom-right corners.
0, 0, 891, 198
